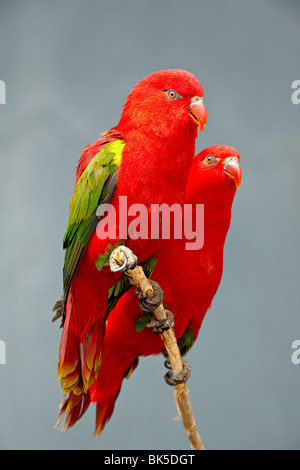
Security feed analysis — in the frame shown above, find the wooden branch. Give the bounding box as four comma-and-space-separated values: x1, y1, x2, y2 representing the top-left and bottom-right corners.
112, 249, 206, 451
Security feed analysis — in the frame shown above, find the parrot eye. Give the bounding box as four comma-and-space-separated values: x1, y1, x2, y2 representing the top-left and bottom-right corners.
204, 155, 216, 165
165, 89, 182, 100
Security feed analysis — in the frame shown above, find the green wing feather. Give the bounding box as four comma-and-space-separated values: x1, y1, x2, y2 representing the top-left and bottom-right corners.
177, 327, 195, 356
62, 140, 125, 306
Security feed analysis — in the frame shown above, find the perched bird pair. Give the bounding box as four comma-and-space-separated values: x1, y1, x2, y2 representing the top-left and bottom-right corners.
53, 69, 241, 437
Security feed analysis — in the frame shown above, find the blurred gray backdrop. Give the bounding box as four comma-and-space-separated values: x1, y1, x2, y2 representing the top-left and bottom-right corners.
0, 0, 299, 450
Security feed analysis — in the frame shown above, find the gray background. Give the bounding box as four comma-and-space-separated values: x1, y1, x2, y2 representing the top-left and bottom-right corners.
0, 0, 299, 450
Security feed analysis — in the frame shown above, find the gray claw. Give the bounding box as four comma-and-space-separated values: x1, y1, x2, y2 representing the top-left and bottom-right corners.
146, 309, 174, 335
137, 280, 163, 313
164, 359, 191, 386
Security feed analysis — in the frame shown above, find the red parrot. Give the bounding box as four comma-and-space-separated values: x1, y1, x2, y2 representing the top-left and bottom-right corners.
68, 145, 241, 437
53, 70, 207, 423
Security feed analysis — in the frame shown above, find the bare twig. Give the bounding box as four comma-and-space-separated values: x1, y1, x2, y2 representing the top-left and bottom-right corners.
111, 248, 206, 451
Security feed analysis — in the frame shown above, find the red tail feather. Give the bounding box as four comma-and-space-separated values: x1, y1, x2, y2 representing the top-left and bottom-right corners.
58, 289, 104, 395
79, 318, 104, 391
58, 292, 83, 394
56, 391, 91, 431
93, 388, 122, 439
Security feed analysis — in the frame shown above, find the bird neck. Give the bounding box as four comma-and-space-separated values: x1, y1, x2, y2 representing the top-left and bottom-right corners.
201, 192, 235, 254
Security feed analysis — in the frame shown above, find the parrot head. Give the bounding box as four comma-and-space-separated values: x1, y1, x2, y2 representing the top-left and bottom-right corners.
186, 145, 242, 202
117, 69, 207, 138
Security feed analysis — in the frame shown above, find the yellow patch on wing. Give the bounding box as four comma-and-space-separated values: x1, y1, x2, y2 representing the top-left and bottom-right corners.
110, 139, 125, 166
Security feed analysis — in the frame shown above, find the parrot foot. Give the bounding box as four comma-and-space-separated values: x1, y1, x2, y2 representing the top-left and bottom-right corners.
110, 246, 137, 272
164, 359, 191, 386
147, 310, 174, 335
136, 280, 164, 312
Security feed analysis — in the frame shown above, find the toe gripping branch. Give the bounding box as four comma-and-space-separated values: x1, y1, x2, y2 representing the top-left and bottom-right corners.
164, 358, 191, 386
136, 280, 174, 335
109, 245, 138, 273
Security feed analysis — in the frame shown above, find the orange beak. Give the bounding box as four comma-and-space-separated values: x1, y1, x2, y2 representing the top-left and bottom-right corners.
224, 158, 242, 188
189, 97, 207, 132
